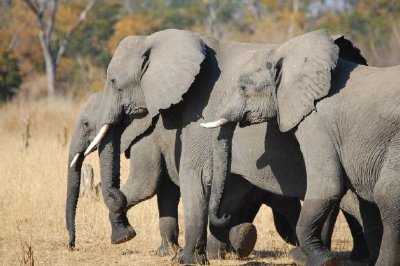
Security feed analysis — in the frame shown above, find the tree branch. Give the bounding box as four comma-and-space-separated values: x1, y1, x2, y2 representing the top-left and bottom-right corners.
55, 0, 96, 66
22, 0, 45, 30
45, 0, 59, 46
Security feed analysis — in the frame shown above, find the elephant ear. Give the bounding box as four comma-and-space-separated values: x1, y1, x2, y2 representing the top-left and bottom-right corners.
332, 35, 367, 65
120, 114, 153, 158
274, 29, 339, 132
141, 29, 207, 117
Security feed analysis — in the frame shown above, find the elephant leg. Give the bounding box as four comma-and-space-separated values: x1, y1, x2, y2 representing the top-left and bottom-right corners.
207, 227, 230, 260
228, 223, 257, 259
118, 137, 163, 245
292, 132, 344, 265
264, 195, 300, 246
338, 190, 373, 262
208, 201, 259, 260
374, 165, 400, 266
320, 202, 339, 250
358, 197, 382, 264
208, 180, 260, 260
341, 210, 369, 261
174, 165, 209, 265
156, 175, 181, 257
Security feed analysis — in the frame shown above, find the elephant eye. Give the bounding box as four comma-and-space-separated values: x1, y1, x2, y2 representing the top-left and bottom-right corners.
239, 84, 248, 95
83, 121, 89, 128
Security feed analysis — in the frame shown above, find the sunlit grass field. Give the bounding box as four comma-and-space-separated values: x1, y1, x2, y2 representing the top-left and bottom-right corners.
0, 99, 356, 265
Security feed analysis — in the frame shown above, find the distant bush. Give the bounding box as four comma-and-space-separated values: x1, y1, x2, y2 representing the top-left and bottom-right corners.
0, 49, 22, 101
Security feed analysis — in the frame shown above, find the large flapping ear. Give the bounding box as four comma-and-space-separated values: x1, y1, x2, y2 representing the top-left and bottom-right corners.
141, 29, 207, 117
332, 35, 367, 65
120, 114, 154, 158
274, 29, 339, 132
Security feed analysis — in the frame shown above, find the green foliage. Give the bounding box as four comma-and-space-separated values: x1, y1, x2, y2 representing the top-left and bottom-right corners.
67, 0, 123, 66
0, 49, 22, 101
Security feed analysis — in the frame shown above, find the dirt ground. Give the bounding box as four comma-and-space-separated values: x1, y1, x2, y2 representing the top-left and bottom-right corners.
0, 99, 358, 265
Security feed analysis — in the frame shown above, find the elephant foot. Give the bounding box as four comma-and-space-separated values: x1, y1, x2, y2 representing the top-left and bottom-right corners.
172, 250, 209, 265
289, 247, 339, 266
229, 223, 257, 258
109, 212, 136, 244
288, 247, 308, 265
305, 248, 338, 266
156, 242, 181, 257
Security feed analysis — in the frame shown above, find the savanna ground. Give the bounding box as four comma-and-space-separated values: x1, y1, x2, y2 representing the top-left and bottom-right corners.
0, 99, 357, 265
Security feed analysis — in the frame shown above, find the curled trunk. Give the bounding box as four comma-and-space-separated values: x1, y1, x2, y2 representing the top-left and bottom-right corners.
209, 123, 235, 227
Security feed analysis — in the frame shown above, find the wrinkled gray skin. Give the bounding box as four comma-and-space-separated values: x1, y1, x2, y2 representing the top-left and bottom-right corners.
90, 29, 372, 264
66, 93, 300, 258
208, 30, 399, 265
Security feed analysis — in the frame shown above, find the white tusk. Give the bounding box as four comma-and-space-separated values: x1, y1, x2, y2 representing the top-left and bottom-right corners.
200, 118, 229, 129
69, 153, 80, 168
84, 124, 110, 156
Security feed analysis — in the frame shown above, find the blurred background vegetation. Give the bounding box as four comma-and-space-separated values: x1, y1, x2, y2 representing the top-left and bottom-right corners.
1, 0, 399, 103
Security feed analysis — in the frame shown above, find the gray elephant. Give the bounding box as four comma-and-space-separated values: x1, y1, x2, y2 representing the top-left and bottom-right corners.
67, 92, 370, 262
83, 29, 372, 264
66, 93, 301, 258
202, 29, 398, 265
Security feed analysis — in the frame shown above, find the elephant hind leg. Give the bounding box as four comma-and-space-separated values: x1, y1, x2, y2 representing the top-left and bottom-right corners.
156, 175, 181, 257
293, 129, 344, 265
373, 142, 400, 266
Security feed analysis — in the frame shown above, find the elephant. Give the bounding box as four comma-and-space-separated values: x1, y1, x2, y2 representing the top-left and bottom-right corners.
82, 29, 373, 264
67, 91, 370, 262
66, 92, 302, 258
201, 29, 398, 265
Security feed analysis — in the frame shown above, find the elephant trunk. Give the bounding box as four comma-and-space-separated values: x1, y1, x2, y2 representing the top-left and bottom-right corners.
66, 152, 84, 249
98, 126, 127, 213
209, 124, 235, 227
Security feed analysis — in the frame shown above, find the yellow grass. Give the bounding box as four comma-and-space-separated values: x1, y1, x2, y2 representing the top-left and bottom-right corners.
0, 99, 355, 265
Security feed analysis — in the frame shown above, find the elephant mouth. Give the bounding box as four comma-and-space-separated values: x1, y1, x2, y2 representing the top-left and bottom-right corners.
239, 111, 267, 127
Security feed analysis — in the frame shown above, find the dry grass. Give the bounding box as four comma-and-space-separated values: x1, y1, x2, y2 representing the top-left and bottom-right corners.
0, 99, 355, 265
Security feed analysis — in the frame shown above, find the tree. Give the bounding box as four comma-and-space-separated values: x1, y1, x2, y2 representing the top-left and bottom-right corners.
22, 0, 96, 101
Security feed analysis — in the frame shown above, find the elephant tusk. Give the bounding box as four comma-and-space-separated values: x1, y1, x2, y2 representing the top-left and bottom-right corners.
84, 124, 110, 156
69, 153, 80, 168
200, 118, 229, 129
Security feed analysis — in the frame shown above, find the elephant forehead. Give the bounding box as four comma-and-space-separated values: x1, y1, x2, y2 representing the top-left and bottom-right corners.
108, 36, 146, 70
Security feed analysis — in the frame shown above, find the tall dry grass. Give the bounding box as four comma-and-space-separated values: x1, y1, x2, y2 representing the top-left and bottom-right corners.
0, 99, 355, 265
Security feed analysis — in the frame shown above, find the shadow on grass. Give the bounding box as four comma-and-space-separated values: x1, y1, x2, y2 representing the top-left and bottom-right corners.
240, 250, 368, 266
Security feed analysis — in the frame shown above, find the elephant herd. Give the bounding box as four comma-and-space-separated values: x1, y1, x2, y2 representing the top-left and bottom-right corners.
66, 29, 400, 265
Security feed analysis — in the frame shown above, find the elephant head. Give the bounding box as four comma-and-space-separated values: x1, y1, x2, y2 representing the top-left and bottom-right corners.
202, 30, 367, 227
66, 92, 153, 248
84, 29, 207, 232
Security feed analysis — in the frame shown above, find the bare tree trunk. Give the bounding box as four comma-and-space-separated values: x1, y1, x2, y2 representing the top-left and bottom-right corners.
39, 34, 56, 101
288, 0, 299, 39
22, 0, 96, 102
204, 0, 222, 38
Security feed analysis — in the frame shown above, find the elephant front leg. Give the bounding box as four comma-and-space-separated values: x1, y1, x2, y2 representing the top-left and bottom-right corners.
156, 176, 181, 257
295, 199, 340, 265
208, 223, 257, 260
174, 167, 209, 265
